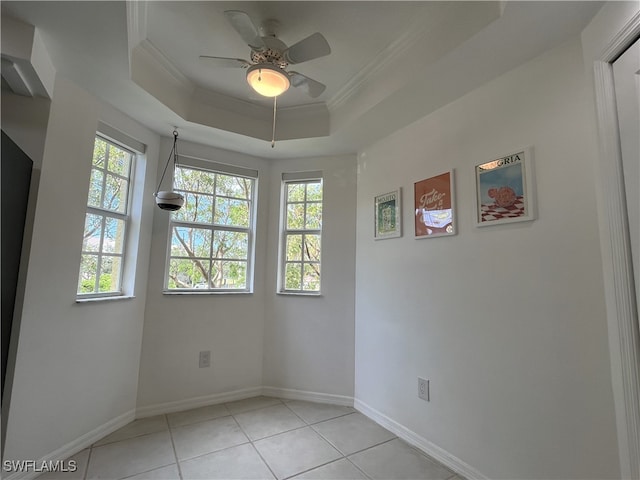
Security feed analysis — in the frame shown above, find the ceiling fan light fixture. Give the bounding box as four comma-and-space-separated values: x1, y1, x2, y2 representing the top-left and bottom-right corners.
246, 64, 290, 97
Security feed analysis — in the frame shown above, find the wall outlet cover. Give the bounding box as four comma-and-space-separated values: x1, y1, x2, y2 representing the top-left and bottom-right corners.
199, 350, 211, 368
418, 377, 429, 401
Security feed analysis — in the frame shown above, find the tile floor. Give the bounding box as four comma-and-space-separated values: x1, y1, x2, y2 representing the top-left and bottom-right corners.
39, 396, 462, 480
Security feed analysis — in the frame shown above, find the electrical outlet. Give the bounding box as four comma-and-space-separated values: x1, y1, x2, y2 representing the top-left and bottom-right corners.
418, 377, 429, 401
199, 350, 211, 368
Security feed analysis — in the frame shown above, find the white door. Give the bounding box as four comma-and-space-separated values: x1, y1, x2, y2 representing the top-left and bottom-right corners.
613, 39, 640, 310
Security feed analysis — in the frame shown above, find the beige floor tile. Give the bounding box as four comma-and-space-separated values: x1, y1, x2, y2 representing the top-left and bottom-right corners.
234, 404, 305, 440
79, 397, 459, 480
94, 416, 168, 447
312, 413, 395, 455
36, 449, 90, 480
86, 431, 174, 479
284, 400, 355, 425
254, 427, 341, 480
293, 458, 368, 479
171, 415, 249, 461
122, 464, 180, 480
167, 403, 230, 428
348, 438, 454, 480
225, 396, 282, 415
179, 443, 275, 479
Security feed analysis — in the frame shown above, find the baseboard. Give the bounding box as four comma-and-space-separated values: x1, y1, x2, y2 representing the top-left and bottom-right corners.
354, 399, 488, 480
261, 386, 354, 406
135, 386, 263, 418
3, 409, 135, 480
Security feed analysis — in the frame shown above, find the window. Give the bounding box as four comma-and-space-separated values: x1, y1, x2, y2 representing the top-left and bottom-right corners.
279, 173, 323, 294
77, 136, 134, 297
165, 162, 256, 292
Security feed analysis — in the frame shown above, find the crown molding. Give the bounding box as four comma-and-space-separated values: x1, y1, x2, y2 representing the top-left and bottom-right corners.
1, 57, 33, 96
600, 9, 640, 62
327, 20, 426, 112
126, 0, 147, 50
137, 39, 194, 92
0, 16, 54, 98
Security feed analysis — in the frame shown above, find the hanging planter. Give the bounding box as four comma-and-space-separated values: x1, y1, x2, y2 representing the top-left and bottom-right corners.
155, 190, 184, 211
154, 130, 184, 211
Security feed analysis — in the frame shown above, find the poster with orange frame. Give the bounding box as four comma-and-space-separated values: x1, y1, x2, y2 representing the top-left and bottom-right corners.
414, 170, 456, 238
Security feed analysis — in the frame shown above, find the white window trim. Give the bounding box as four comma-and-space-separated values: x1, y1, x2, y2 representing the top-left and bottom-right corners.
163, 156, 258, 294
77, 134, 138, 300
277, 172, 323, 295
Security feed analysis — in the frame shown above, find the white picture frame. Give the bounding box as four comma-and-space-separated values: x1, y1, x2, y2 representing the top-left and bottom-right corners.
474, 147, 536, 227
374, 188, 402, 239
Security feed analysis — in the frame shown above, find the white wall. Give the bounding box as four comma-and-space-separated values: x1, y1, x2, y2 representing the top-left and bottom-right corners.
136, 148, 358, 409
354, 37, 620, 479
3, 77, 160, 462
263, 155, 357, 399
136, 141, 270, 410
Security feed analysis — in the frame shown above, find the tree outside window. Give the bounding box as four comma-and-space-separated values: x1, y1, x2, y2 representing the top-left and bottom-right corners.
78, 136, 134, 296
280, 178, 323, 293
166, 165, 255, 292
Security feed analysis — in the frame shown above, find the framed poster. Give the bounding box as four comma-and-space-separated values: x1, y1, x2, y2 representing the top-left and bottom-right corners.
414, 170, 456, 238
474, 147, 536, 227
374, 188, 402, 239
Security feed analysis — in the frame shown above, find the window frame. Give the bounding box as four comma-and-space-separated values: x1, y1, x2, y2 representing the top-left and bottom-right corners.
163, 158, 258, 294
77, 134, 136, 299
278, 172, 323, 295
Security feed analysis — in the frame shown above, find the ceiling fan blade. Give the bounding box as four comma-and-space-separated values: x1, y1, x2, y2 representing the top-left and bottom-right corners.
284, 32, 331, 64
289, 71, 326, 98
224, 10, 265, 50
199, 56, 251, 69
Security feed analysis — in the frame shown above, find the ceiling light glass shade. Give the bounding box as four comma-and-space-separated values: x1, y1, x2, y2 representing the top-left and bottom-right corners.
246, 64, 290, 97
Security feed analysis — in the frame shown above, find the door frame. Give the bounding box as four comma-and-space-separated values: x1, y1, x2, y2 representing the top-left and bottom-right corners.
591, 11, 640, 479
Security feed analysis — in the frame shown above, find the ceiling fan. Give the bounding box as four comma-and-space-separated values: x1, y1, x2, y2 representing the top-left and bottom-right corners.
200, 10, 331, 99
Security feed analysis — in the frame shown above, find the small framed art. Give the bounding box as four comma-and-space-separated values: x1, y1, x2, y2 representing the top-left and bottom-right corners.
474, 147, 536, 227
414, 170, 456, 238
374, 188, 402, 239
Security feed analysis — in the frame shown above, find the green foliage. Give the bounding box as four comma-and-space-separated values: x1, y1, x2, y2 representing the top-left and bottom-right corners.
77, 254, 120, 294
287, 183, 305, 202
287, 204, 305, 229
285, 263, 302, 290
89, 137, 132, 213
77, 137, 132, 296
306, 182, 322, 201
79, 274, 113, 293
303, 263, 321, 291
93, 138, 107, 167
283, 180, 323, 291
306, 203, 322, 229
168, 167, 253, 289
286, 235, 302, 261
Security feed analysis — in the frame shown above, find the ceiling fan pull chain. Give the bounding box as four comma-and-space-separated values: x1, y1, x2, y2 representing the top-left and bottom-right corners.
271, 95, 277, 148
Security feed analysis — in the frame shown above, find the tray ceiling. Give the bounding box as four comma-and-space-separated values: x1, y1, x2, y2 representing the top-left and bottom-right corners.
1, 1, 603, 158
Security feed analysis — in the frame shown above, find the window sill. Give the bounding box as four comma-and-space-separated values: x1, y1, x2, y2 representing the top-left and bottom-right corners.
76, 295, 135, 304
276, 291, 323, 297
162, 291, 252, 295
